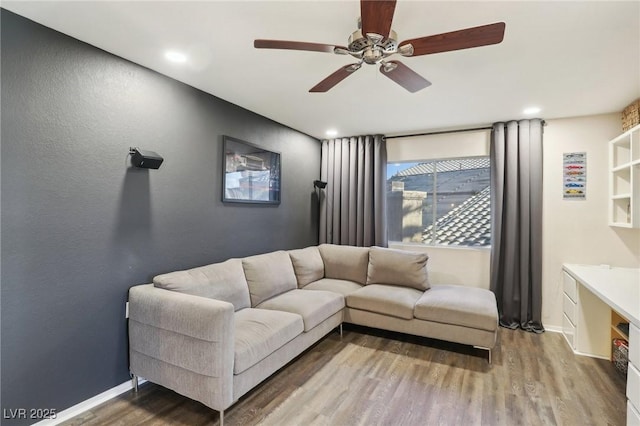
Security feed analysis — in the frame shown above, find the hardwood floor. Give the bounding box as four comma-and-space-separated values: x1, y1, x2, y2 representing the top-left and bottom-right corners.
63, 325, 627, 425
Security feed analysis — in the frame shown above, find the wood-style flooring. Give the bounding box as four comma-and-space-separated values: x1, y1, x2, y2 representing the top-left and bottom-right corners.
63, 325, 627, 425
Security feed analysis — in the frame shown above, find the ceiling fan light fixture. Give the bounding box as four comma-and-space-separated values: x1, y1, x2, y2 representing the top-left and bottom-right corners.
348, 29, 398, 56
366, 33, 385, 44
348, 29, 370, 51
363, 47, 385, 64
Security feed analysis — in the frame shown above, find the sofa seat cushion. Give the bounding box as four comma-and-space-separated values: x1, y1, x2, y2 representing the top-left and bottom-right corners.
234, 308, 304, 374
413, 285, 498, 332
318, 244, 369, 285
257, 289, 345, 332
367, 246, 430, 291
346, 284, 423, 320
288, 246, 325, 287
303, 278, 363, 296
153, 258, 250, 311
242, 251, 298, 307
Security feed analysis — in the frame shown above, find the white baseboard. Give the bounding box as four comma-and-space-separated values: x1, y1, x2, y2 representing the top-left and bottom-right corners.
573, 350, 611, 361
544, 325, 563, 333
32, 377, 146, 426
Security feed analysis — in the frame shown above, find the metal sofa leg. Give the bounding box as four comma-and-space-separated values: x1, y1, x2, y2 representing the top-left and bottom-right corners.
131, 374, 139, 392
339, 324, 343, 338
219, 410, 224, 426
474, 346, 492, 364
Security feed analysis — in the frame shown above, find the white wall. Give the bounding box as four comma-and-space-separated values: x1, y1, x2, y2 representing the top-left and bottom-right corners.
542, 113, 640, 330
389, 244, 491, 288
387, 129, 490, 161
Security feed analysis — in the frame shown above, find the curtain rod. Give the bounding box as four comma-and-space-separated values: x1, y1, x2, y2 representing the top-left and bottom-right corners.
386, 120, 547, 140
385, 126, 492, 139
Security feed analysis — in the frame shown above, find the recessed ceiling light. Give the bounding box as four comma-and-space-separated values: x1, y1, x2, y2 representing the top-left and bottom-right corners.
326, 129, 338, 137
523, 106, 541, 115
165, 51, 187, 63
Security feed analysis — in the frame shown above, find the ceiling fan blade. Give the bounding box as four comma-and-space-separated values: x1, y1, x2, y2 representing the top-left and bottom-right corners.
254, 39, 346, 53
310, 63, 362, 92
379, 61, 431, 93
399, 22, 506, 56
360, 0, 397, 39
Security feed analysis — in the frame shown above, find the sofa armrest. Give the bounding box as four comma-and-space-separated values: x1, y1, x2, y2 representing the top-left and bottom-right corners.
129, 284, 234, 341
128, 284, 235, 411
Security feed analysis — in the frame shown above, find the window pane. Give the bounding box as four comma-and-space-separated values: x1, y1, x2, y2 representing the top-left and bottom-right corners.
386, 157, 491, 247
387, 161, 429, 243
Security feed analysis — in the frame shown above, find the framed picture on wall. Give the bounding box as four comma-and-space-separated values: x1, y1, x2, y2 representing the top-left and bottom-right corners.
222, 136, 281, 205
562, 152, 586, 200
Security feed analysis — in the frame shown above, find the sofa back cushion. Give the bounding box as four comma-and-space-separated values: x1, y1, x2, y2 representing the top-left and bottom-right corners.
318, 244, 369, 285
153, 258, 251, 311
288, 246, 325, 287
242, 251, 298, 306
366, 246, 430, 290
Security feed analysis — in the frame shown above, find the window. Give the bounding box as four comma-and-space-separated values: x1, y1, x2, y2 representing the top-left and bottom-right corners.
387, 157, 491, 247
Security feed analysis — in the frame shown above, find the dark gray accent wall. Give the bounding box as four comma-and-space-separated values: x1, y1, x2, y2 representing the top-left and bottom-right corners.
1, 9, 320, 422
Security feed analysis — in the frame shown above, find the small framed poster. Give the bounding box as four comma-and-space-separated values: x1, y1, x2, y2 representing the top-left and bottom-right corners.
563, 152, 586, 200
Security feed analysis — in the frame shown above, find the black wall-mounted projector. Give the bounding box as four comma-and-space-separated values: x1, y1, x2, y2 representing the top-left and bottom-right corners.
130, 147, 164, 169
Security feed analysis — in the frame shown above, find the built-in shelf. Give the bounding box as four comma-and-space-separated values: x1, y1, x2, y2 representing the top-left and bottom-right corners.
614, 164, 633, 173
609, 124, 640, 228
612, 310, 630, 348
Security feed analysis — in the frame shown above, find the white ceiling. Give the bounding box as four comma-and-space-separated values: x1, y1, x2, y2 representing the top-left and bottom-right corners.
4, 1, 640, 139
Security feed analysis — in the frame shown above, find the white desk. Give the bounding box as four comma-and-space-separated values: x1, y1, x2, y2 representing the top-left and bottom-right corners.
562, 264, 640, 426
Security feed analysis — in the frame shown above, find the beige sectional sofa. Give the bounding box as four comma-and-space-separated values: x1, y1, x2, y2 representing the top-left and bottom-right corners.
128, 244, 498, 424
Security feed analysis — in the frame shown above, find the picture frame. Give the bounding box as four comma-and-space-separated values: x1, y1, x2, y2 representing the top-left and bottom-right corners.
562, 152, 586, 200
222, 136, 281, 204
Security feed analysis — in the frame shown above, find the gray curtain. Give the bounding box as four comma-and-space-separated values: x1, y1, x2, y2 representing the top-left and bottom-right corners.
490, 119, 544, 333
319, 135, 387, 247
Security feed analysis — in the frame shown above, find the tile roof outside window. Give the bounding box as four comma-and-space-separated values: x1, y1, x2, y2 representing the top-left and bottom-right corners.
387, 157, 491, 247
393, 158, 491, 177
423, 186, 491, 246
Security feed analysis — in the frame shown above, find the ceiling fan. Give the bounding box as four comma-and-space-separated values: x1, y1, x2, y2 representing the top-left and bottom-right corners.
254, 0, 505, 93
